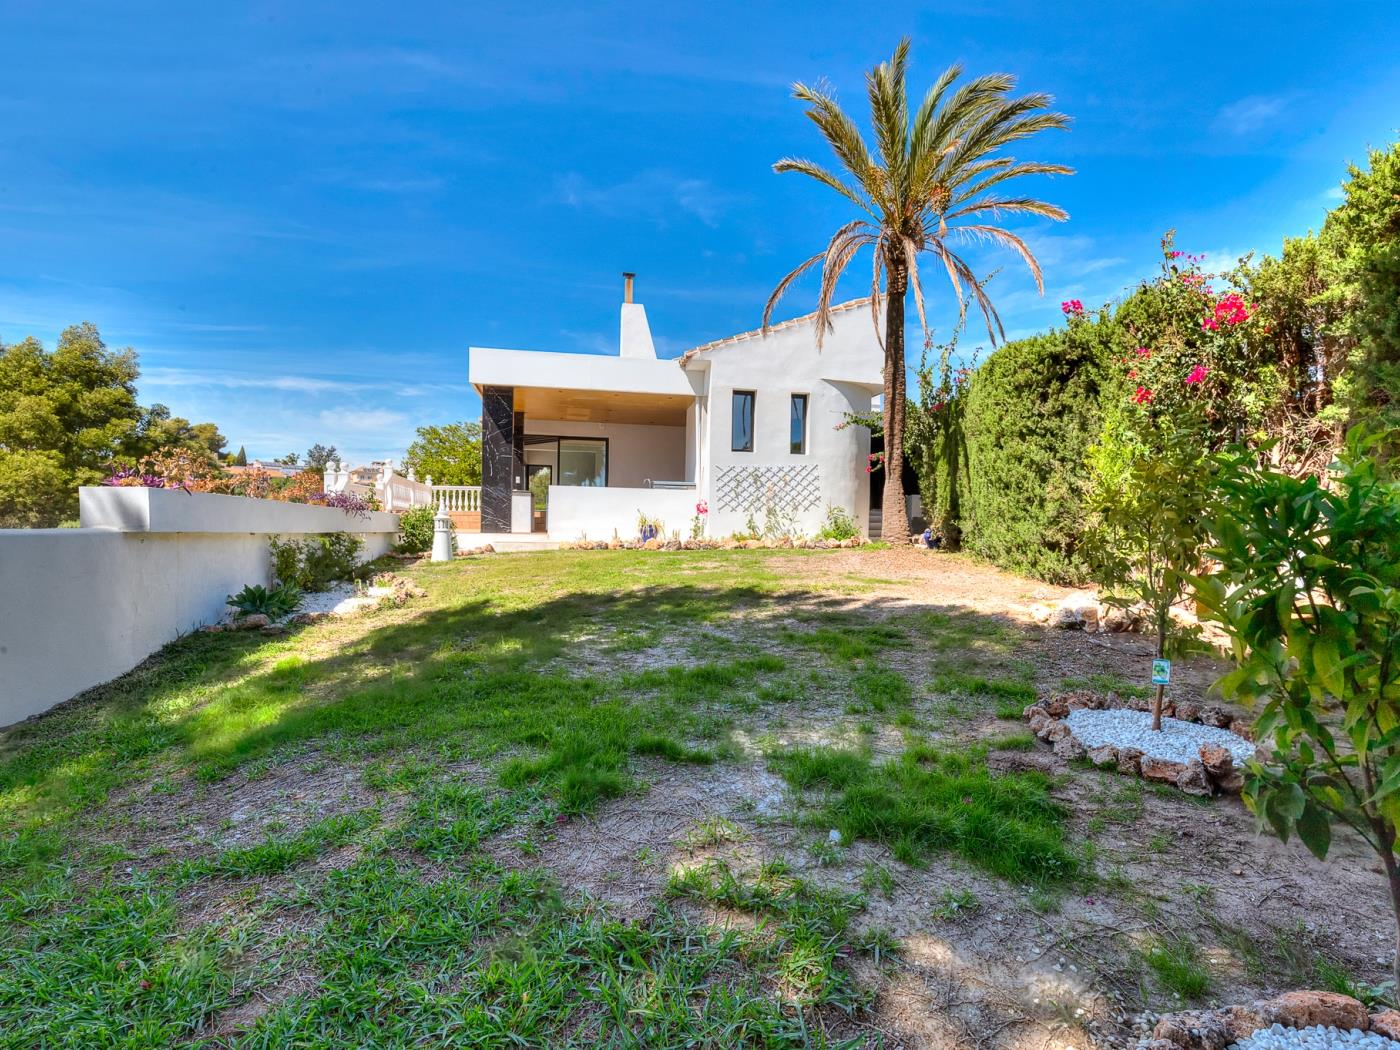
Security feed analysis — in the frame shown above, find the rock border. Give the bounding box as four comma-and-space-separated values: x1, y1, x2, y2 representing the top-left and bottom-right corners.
1142, 991, 1398, 1048
202, 572, 427, 634
1024, 691, 1255, 797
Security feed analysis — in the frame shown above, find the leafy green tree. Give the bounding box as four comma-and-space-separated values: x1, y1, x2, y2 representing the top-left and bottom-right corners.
0, 324, 144, 526
403, 421, 482, 485
1319, 144, 1400, 438
273, 452, 300, 467
1192, 430, 1400, 988
0, 450, 71, 528
762, 39, 1072, 544
1086, 420, 1213, 728
303, 443, 338, 470
128, 403, 227, 464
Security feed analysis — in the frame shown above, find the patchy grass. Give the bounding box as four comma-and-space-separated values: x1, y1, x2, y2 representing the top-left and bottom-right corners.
769, 742, 1078, 882
1140, 933, 1212, 1000
1, 545, 1375, 1045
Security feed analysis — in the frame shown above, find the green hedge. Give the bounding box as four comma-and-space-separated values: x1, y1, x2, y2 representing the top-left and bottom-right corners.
959, 322, 1122, 584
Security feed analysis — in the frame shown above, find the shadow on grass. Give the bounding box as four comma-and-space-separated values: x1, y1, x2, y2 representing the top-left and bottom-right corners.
0, 562, 1047, 861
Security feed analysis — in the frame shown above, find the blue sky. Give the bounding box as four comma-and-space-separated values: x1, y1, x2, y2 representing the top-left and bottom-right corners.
3, 2, 1397, 465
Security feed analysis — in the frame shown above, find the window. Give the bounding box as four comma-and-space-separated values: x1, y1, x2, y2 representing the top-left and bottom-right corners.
789, 394, 808, 454
557, 438, 607, 487
731, 391, 754, 452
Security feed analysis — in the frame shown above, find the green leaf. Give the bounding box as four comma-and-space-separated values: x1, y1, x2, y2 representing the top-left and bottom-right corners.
1311, 636, 1345, 698
1294, 802, 1331, 860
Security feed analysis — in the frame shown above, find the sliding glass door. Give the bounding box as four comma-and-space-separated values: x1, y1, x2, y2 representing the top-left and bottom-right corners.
556, 438, 607, 487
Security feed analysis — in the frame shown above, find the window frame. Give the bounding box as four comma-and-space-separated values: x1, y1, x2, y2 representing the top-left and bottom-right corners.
789, 393, 809, 455
731, 390, 755, 453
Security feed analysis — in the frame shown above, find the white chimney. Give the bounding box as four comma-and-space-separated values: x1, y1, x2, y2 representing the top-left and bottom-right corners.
619, 271, 657, 359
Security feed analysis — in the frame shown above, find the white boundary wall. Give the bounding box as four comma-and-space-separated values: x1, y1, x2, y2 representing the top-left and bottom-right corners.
0, 488, 399, 728
546, 485, 699, 542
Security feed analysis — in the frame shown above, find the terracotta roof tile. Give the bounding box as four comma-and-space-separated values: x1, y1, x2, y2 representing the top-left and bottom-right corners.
676, 297, 873, 366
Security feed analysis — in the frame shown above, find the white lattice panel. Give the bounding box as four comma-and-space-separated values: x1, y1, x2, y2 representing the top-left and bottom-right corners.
715, 464, 822, 513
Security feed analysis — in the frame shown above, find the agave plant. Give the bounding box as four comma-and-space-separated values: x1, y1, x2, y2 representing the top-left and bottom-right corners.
227, 581, 303, 619
764, 39, 1072, 543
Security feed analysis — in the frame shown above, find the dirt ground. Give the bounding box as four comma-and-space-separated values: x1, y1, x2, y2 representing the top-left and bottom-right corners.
59, 546, 1395, 1049
496, 548, 1393, 1048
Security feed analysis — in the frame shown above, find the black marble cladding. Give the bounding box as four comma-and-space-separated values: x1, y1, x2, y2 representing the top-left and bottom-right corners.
481, 386, 515, 532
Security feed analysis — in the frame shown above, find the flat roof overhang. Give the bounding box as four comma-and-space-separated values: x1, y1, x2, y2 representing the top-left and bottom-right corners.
470, 346, 695, 396
516, 387, 691, 426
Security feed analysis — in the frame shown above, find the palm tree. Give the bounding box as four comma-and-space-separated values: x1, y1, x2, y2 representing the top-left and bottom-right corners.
764, 39, 1072, 544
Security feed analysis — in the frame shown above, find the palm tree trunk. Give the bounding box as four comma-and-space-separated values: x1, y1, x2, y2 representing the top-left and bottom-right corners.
881, 264, 911, 545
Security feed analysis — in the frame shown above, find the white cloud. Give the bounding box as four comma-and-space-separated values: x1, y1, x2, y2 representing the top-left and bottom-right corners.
317, 409, 407, 433
554, 169, 741, 227
140, 367, 370, 395
1214, 94, 1290, 133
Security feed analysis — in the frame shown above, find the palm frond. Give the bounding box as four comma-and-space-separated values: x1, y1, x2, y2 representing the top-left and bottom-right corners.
951, 161, 1074, 201
792, 81, 879, 200
813, 224, 875, 349
950, 224, 1045, 292
866, 39, 911, 196
773, 157, 875, 216
762, 251, 826, 332
945, 196, 1069, 222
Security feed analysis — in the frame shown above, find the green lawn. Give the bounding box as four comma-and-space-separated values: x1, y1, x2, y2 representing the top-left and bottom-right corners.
0, 548, 1379, 1046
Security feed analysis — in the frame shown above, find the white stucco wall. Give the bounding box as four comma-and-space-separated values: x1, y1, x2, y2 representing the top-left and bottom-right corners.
686, 305, 883, 537
523, 418, 688, 488
545, 485, 700, 542
0, 489, 398, 728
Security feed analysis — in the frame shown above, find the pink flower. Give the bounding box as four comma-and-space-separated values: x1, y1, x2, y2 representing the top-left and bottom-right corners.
696, 500, 708, 515
1131, 386, 1154, 405
1185, 365, 1209, 385
1060, 299, 1084, 316
1134, 346, 1151, 358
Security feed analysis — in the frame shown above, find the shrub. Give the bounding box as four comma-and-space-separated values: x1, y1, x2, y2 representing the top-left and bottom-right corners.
960, 320, 1121, 584
269, 533, 364, 592
396, 505, 437, 554
227, 582, 301, 618
1193, 429, 1400, 990
815, 504, 859, 542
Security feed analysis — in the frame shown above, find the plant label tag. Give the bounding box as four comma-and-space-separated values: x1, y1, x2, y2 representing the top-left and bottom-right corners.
1151, 659, 1171, 686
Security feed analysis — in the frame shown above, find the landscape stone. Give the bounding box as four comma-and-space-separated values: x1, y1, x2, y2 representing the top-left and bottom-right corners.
233, 614, 271, 630
1174, 701, 1202, 722
1052, 733, 1086, 760
1176, 759, 1212, 796
1371, 1010, 1400, 1039
1116, 747, 1144, 775
1198, 744, 1234, 781
1140, 756, 1187, 783
1086, 744, 1118, 767
1199, 704, 1233, 728
1254, 990, 1369, 1031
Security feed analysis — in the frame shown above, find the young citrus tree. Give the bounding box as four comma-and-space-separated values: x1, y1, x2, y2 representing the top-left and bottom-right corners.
1191, 430, 1400, 988
1085, 419, 1213, 729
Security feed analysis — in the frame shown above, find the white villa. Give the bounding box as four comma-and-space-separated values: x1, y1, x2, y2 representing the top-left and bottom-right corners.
458, 275, 891, 544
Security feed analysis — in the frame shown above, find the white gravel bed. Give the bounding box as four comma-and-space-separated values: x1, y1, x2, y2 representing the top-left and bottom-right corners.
1229, 1023, 1400, 1049
1066, 708, 1255, 766
283, 583, 394, 619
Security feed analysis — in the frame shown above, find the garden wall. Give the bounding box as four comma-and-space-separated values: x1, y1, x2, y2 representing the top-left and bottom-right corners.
0, 488, 399, 727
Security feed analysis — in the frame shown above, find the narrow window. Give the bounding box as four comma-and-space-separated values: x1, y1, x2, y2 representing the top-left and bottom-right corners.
731, 390, 754, 452
790, 394, 808, 454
